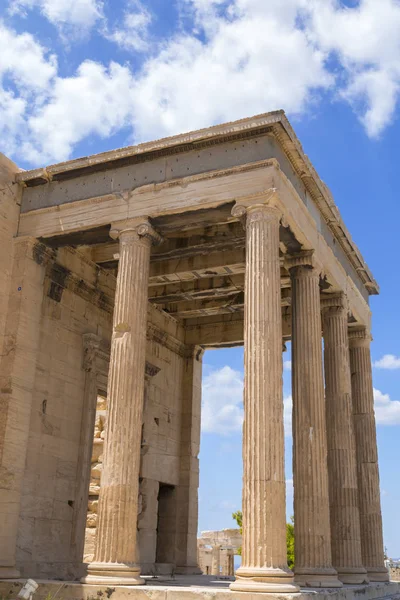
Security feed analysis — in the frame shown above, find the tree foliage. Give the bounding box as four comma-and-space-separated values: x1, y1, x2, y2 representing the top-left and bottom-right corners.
232, 511, 295, 567
232, 510, 242, 555
286, 516, 295, 570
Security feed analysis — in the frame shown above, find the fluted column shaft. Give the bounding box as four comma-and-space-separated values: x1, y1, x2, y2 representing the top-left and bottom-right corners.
349, 328, 389, 582
288, 254, 341, 588
83, 220, 162, 585
231, 198, 298, 594
322, 298, 367, 584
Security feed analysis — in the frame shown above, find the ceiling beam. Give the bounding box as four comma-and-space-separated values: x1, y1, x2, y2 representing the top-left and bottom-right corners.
149, 274, 244, 303
149, 248, 246, 285
166, 290, 291, 319
184, 311, 292, 347
149, 274, 291, 303
92, 221, 245, 265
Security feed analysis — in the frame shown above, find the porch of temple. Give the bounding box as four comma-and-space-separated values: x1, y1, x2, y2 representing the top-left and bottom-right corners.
0, 111, 396, 598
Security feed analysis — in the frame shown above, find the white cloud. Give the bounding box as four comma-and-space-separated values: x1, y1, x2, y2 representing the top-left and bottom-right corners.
283, 360, 292, 371
305, 0, 400, 137
374, 354, 400, 370
3, 0, 400, 164
0, 21, 56, 90
129, 2, 331, 144
0, 21, 57, 156
201, 366, 244, 435
201, 365, 293, 437
9, 0, 103, 33
374, 388, 400, 426
104, 0, 152, 52
21, 61, 135, 164
284, 394, 292, 438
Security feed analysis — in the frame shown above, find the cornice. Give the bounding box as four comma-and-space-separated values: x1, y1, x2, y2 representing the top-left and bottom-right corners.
271, 116, 378, 296
15, 109, 378, 296
15, 111, 283, 185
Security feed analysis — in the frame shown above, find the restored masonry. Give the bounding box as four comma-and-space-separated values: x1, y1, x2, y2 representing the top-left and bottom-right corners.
0, 111, 397, 600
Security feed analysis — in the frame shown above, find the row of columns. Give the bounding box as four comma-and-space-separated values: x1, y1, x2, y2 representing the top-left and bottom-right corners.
231, 198, 388, 592
83, 200, 387, 590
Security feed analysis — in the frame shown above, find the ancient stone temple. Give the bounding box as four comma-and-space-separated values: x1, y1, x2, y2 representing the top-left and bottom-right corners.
198, 529, 242, 576
0, 110, 396, 599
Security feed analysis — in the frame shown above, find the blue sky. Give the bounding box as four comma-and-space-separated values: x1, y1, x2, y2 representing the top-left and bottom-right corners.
1, 0, 400, 558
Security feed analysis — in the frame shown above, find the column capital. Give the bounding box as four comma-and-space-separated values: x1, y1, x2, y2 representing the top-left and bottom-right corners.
348, 326, 372, 347
285, 250, 321, 274
110, 218, 163, 246
231, 188, 281, 225
321, 292, 348, 315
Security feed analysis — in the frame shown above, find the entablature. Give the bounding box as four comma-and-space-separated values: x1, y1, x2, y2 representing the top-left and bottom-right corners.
15, 112, 377, 333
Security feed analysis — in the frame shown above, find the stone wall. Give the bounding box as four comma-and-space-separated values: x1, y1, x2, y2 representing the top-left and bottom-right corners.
0, 157, 201, 581
390, 567, 400, 581
5, 239, 200, 580
15, 247, 115, 580
0, 211, 201, 581
0, 154, 20, 356
0, 154, 22, 576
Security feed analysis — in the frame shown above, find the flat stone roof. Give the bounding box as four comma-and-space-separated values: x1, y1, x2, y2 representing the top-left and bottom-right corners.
15, 110, 379, 295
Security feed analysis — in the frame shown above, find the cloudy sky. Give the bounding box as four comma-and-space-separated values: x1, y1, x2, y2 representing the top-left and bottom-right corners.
1, 0, 400, 557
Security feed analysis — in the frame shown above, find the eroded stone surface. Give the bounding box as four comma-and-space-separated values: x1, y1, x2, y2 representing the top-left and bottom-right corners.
0, 113, 389, 591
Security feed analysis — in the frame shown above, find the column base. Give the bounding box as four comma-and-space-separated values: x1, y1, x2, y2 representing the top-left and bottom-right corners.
367, 566, 390, 582
230, 566, 300, 593
81, 562, 144, 585
0, 567, 21, 579
294, 567, 343, 588
337, 567, 369, 585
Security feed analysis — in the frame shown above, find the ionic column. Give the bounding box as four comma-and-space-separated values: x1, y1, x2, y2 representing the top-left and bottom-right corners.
322, 295, 368, 584
83, 219, 162, 585
230, 197, 298, 593
287, 252, 341, 588
349, 327, 389, 582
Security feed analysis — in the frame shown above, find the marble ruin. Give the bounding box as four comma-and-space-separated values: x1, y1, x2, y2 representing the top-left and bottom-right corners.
197, 529, 242, 576
0, 110, 396, 597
